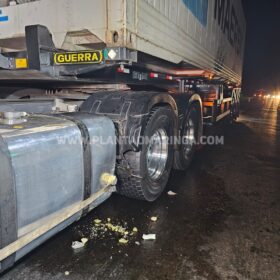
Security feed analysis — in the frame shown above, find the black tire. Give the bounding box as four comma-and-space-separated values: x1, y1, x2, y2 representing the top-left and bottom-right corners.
173, 103, 200, 170
117, 106, 176, 201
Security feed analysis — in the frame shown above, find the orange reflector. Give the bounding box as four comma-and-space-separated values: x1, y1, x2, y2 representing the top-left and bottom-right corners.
173, 69, 213, 79
203, 101, 214, 107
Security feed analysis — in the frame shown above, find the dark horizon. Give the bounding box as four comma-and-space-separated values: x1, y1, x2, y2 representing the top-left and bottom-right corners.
242, 0, 280, 95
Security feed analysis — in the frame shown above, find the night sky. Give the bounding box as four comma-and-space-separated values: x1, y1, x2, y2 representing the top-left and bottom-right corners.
242, 0, 280, 95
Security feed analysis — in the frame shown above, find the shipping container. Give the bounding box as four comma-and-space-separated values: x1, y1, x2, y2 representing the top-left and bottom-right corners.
0, 0, 246, 84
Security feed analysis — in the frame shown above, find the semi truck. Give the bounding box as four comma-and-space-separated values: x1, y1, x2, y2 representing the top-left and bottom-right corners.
0, 0, 246, 273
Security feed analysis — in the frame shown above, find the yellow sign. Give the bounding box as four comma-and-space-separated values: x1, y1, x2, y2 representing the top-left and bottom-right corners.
54, 51, 103, 65
13, 125, 24, 129
15, 58, 28, 69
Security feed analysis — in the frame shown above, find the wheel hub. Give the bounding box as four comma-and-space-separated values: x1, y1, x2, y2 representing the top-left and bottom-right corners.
183, 118, 195, 157
147, 128, 168, 180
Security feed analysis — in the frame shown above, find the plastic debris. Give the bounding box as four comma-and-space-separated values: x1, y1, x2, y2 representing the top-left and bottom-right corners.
142, 234, 156, 240
135, 241, 140, 246
151, 216, 158, 222
119, 238, 129, 244
71, 241, 85, 250
91, 218, 139, 244
106, 223, 127, 234
167, 190, 177, 196
65, 271, 70, 276
81, 238, 88, 245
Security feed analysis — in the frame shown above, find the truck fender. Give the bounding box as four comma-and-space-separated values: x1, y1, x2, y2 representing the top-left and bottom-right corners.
147, 93, 178, 114
80, 91, 179, 156
187, 93, 203, 141
143, 93, 179, 144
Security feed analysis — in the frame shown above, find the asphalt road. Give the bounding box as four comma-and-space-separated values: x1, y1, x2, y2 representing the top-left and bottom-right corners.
2, 105, 280, 280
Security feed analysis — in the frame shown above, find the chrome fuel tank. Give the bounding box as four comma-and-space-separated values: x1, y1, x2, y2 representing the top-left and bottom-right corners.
0, 112, 116, 272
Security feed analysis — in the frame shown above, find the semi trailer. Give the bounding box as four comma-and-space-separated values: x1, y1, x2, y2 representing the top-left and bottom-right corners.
0, 0, 246, 273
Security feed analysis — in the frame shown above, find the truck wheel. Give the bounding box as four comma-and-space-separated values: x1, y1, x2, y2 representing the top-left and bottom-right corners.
117, 106, 176, 201
173, 103, 200, 170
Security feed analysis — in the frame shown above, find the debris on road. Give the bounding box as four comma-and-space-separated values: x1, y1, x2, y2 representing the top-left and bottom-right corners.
135, 241, 140, 246
71, 237, 89, 250
151, 216, 158, 222
81, 238, 88, 245
71, 241, 85, 250
106, 223, 127, 235
142, 234, 156, 240
94, 219, 102, 225
167, 191, 177, 196
119, 238, 129, 244
91, 218, 140, 245
65, 271, 70, 276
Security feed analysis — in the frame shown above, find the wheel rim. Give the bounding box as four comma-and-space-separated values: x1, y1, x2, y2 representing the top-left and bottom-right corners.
147, 128, 169, 180
183, 118, 196, 157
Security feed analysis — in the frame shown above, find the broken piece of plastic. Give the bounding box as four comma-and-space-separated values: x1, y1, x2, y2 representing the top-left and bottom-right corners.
94, 219, 102, 224
119, 238, 129, 244
167, 191, 177, 196
71, 241, 85, 250
142, 234, 156, 240
81, 238, 88, 245
151, 217, 158, 222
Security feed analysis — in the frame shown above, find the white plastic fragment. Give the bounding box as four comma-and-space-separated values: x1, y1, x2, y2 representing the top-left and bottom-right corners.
94, 219, 102, 224
135, 241, 140, 246
119, 238, 129, 244
65, 271, 70, 276
142, 234, 156, 240
151, 216, 158, 222
81, 238, 88, 245
167, 191, 177, 196
71, 241, 85, 250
